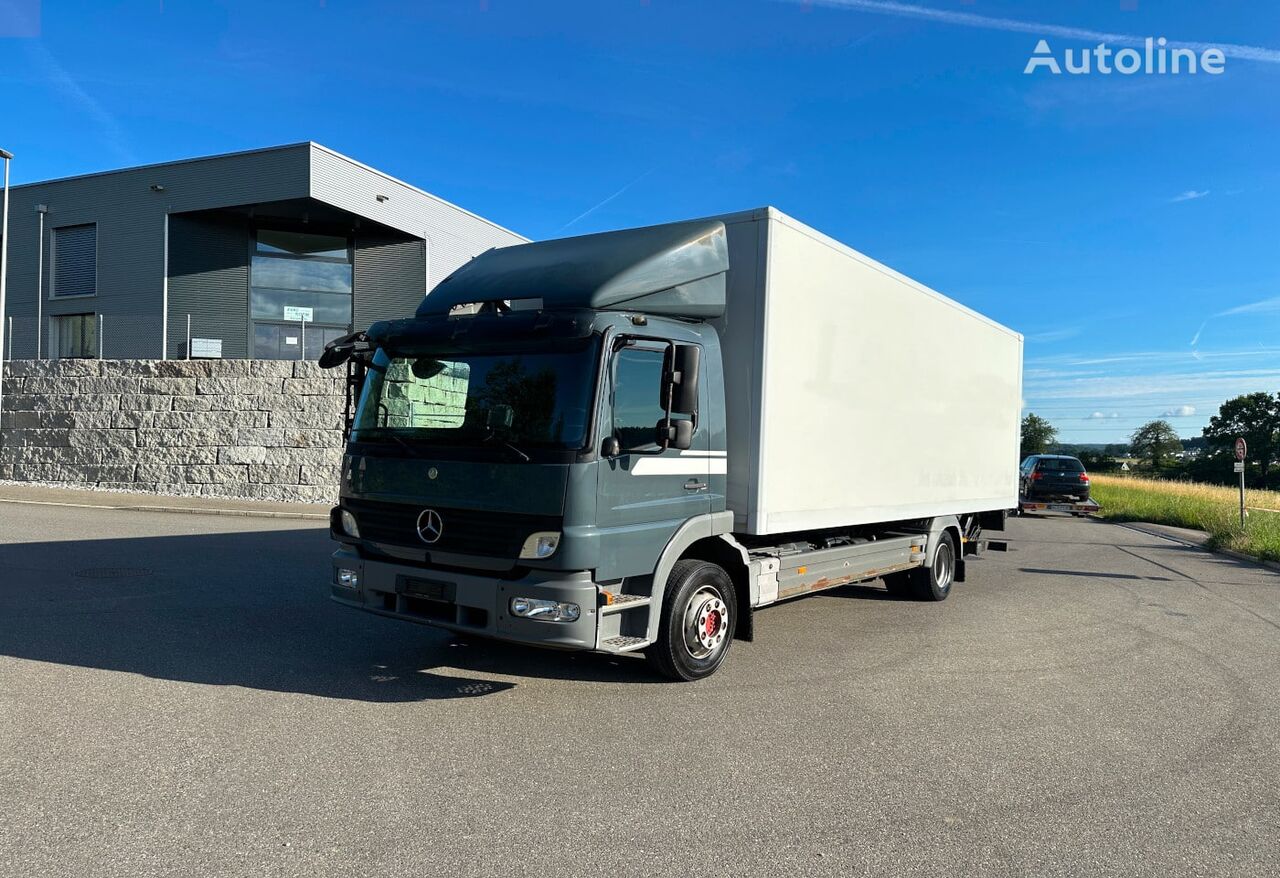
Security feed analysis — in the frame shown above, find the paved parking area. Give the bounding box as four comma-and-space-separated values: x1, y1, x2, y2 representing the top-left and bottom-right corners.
2, 503, 1278, 877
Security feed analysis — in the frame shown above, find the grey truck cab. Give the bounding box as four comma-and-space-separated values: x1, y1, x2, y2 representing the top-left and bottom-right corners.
323, 210, 1020, 680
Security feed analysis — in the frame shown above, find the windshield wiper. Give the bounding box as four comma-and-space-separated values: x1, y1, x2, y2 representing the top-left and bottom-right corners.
483, 434, 531, 462
365, 431, 428, 459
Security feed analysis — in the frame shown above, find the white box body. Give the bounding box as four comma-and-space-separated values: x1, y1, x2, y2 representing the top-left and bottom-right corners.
710, 208, 1023, 535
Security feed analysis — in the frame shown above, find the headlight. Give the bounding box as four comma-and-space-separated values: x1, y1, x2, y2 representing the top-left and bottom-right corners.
518, 531, 561, 559
336, 568, 359, 588
509, 597, 580, 622
340, 509, 360, 538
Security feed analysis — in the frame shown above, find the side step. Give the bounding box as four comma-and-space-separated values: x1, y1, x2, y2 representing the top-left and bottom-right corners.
600, 635, 651, 653
600, 593, 652, 615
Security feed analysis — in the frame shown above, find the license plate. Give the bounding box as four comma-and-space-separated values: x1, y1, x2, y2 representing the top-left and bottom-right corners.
1049, 503, 1072, 511
398, 576, 456, 602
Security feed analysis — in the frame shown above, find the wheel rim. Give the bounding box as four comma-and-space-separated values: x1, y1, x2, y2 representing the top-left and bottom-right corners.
933, 541, 954, 591
682, 584, 729, 660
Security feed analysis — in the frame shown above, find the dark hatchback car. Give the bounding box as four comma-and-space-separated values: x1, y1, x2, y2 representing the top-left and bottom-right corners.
1019, 454, 1091, 502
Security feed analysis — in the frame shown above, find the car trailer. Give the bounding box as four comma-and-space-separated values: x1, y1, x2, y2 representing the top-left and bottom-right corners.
1018, 497, 1100, 516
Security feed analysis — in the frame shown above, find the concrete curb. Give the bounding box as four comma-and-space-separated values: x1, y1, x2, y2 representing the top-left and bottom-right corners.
1113, 520, 1280, 574
0, 496, 329, 521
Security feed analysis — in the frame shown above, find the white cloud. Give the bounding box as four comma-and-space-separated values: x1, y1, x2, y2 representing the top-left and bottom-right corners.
783, 0, 1280, 64
1163, 405, 1197, 417
1026, 327, 1080, 343
1216, 296, 1280, 317
1170, 190, 1210, 203
1085, 412, 1119, 420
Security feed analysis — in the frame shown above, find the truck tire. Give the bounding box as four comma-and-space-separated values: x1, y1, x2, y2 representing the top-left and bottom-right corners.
905, 531, 956, 601
646, 559, 737, 681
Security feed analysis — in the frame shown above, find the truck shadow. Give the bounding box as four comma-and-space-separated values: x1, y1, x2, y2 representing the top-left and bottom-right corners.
0, 526, 661, 702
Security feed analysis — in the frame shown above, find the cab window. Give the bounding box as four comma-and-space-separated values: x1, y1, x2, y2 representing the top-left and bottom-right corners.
611, 347, 667, 452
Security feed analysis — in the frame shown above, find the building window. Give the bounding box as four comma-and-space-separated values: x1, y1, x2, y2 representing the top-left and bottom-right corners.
250, 229, 353, 359
55, 313, 98, 359
52, 224, 97, 298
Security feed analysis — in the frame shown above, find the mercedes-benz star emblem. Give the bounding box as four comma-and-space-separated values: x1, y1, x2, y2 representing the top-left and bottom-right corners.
416, 509, 444, 544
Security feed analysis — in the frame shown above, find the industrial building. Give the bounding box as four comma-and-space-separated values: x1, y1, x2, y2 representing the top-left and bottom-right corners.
1, 143, 525, 360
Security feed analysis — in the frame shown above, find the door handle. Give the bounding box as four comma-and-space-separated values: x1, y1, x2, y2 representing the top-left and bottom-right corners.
684, 479, 708, 492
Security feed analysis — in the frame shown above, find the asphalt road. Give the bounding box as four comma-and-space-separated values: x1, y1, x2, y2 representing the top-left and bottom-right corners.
2, 503, 1278, 877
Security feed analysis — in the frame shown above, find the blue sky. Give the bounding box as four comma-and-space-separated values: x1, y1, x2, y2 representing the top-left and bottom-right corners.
1, 0, 1278, 443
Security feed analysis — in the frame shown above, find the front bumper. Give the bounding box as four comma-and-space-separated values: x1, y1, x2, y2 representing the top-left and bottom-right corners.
330, 547, 601, 650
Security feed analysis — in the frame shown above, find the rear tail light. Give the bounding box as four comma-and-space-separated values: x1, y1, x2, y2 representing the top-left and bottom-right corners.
1031, 471, 1042, 480
1080, 472, 1090, 483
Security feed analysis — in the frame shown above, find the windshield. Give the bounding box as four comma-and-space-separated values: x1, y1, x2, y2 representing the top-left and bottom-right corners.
351, 339, 599, 451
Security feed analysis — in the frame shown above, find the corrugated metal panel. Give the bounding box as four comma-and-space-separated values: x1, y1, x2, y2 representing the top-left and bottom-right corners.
0, 142, 517, 359
51, 224, 97, 297
2, 145, 311, 360
167, 214, 250, 359
308, 144, 525, 296
353, 232, 426, 330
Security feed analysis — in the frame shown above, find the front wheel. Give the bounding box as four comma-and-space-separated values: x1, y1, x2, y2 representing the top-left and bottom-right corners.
646, 560, 737, 681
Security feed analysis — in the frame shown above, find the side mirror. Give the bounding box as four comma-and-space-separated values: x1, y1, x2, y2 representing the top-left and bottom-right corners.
666, 344, 700, 415
656, 418, 694, 451
318, 330, 370, 369
486, 404, 514, 430
601, 436, 621, 458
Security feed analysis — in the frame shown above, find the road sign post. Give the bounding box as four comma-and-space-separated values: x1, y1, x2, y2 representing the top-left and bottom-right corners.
1235, 437, 1248, 528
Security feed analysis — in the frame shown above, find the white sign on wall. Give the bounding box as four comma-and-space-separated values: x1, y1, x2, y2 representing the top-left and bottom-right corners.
283, 306, 313, 322
190, 338, 223, 359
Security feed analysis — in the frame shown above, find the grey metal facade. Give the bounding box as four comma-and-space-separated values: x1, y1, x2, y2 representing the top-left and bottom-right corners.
2, 143, 526, 360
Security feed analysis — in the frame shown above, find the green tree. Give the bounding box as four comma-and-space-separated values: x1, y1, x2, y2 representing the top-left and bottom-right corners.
1130, 420, 1181, 470
1202, 392, 1280, 487
1020, 413, 1057, 458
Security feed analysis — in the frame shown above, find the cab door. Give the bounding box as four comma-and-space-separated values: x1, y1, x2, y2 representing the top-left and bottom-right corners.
594, 338, 710, 580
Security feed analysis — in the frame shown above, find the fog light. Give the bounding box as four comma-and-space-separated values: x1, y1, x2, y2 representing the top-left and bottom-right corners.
509, 596, 580, 622
336, 568, 360, 588
518, 531, 561, 559
340, 509, 361, 539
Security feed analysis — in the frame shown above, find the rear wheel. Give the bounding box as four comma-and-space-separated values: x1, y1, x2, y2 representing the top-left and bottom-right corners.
890, 531, 956, 601
646, 560, 736, 681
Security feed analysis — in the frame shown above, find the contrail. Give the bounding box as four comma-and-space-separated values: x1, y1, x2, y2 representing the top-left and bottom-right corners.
786, 0, 1280, 64
25, 42, 136, 164
558, 169, 654, 234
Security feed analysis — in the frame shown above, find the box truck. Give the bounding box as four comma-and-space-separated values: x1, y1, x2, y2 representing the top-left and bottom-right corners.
321, 207, 1022, 680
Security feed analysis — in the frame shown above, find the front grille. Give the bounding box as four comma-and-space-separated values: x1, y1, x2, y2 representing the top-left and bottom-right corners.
344, 498, 561, 558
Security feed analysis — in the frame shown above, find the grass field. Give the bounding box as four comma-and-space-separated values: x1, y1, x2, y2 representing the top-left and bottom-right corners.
1090, 474, 1280, 562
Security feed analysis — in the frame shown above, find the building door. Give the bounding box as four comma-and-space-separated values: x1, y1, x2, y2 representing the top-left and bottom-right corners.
250, 229, 353, 360
252, 323, 348, 360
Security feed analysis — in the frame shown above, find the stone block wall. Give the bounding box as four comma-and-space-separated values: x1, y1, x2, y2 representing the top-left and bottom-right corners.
0, 359, 346, 503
